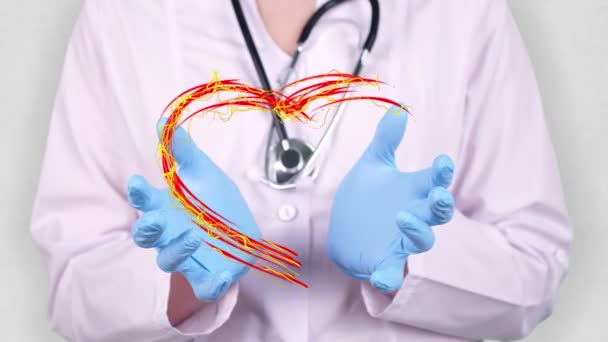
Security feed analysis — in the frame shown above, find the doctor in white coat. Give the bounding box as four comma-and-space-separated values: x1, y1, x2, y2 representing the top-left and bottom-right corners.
31, 0, 572, 341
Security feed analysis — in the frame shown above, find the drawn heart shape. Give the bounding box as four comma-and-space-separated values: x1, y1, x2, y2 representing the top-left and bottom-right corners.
158, 72, 409, 288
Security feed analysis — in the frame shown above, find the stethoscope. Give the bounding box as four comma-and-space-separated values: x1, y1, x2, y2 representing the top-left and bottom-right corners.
231, 0, 380, 190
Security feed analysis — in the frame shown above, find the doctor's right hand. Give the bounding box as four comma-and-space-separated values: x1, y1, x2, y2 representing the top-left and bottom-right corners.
126, 120, 261, 302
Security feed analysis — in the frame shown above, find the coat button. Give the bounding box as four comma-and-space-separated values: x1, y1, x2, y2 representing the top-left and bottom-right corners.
278, 204, 298, 222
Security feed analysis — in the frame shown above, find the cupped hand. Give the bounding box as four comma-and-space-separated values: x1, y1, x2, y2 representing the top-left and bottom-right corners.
328, 106, 455, 293
127, 120, 261, 301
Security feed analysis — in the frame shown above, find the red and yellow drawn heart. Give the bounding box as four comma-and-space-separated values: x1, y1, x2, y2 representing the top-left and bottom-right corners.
158, 72, 409, 288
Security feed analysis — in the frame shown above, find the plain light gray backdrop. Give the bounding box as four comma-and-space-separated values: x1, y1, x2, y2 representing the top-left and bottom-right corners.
1, 1, 606, 341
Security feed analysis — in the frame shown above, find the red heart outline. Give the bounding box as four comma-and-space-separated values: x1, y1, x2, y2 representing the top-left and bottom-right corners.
158, 72, 410, 288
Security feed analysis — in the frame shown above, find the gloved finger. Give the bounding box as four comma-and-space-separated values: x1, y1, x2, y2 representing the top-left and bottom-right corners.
157, 229, 203, 273
365, 104, 409, 165
131, 211, 168, 248
370, 254, 407, 293
127, 175, 163, 212
405, 155, 455, 195
409, 187, 455, 226
431, 155, 455, 188
182, 266, 234, 302
396, 211, 435, 253
157, 118, 213, 171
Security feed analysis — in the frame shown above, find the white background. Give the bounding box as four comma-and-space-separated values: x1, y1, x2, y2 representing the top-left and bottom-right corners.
0, 0, 606, 341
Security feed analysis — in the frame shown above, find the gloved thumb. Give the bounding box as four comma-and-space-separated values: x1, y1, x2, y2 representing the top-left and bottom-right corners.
365, 104, 409, 166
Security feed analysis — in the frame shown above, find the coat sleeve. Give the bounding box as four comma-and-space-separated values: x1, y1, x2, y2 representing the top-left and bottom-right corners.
360, 1, 573, 340
30, 1, 237, 340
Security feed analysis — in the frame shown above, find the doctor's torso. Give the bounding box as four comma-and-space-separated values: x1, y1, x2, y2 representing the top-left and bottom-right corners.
109, 0, 473, 341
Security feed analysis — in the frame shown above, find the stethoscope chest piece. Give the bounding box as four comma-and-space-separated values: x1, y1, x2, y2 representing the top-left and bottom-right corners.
268, 138, 315, 185
232, 0, 380, 190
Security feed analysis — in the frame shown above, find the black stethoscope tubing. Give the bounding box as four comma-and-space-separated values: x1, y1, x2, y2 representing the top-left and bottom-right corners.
231, 0, 380, 143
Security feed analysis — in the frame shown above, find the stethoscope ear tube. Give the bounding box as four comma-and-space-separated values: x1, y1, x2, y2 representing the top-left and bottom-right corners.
364, 0, 380, 52
231, 0, 289, 141
287, 0, 379, 82
298, 0, 379, 52
297, 0, 351, 45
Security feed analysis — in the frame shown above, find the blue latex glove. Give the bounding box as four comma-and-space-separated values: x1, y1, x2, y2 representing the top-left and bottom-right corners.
328, 106, 455, 293
127, 120, 261, 301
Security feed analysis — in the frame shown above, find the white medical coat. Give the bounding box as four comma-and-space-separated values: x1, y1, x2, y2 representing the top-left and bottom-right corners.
31, 0, 573, 341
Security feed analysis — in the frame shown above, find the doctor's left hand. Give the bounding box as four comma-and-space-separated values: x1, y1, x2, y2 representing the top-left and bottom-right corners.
328, 106, 455, 293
